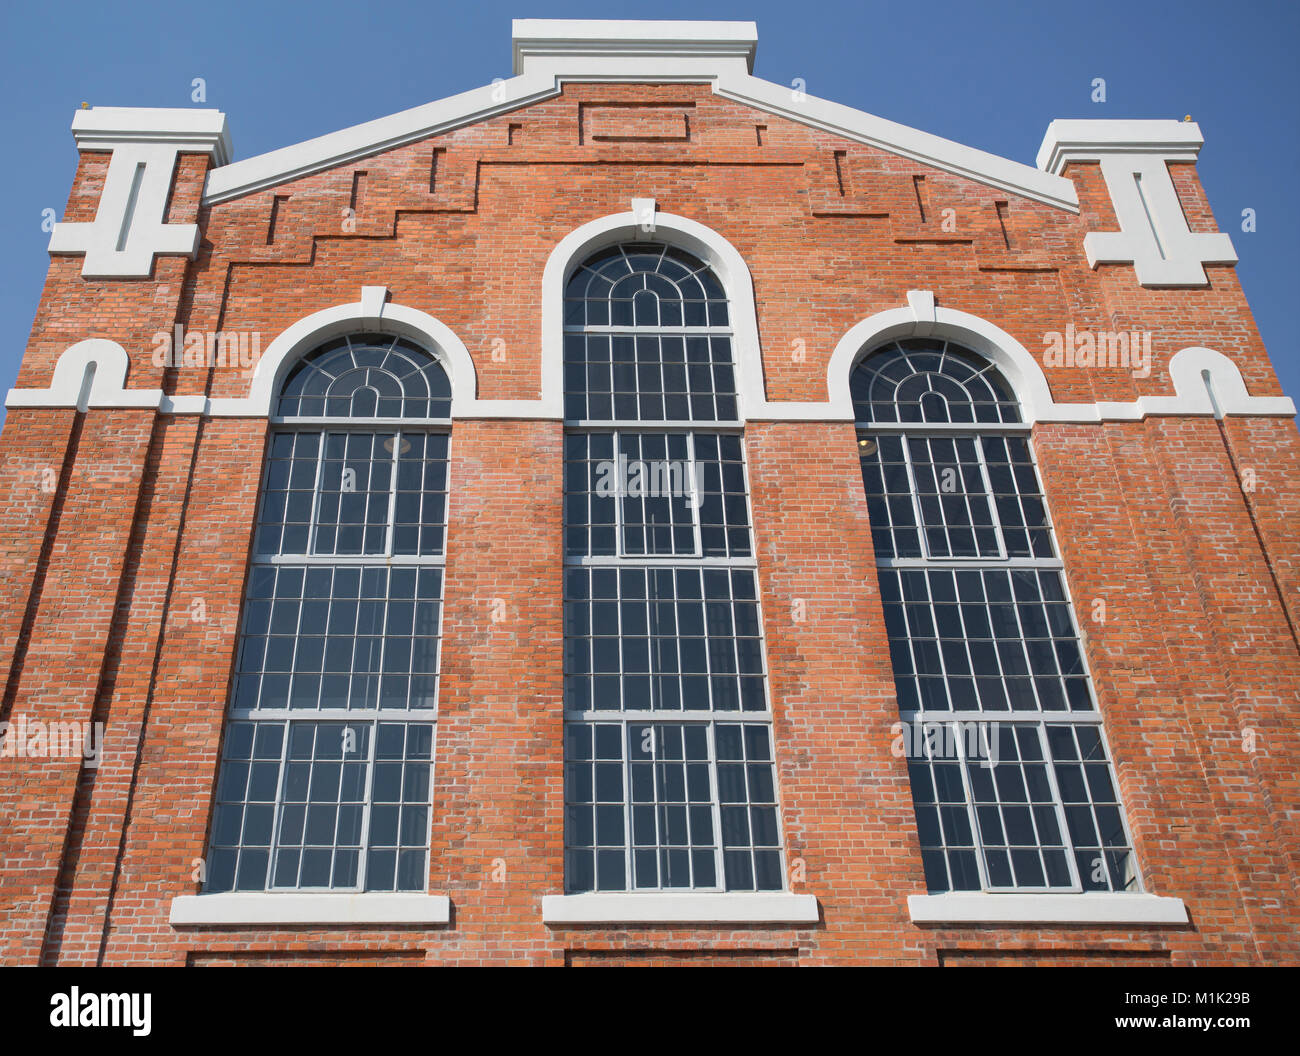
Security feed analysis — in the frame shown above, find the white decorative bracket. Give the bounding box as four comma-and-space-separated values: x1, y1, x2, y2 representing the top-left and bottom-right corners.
359, 284, 388, 319
906, 290, 936, 336
631, 197, 657, 234
5, 339, 162, 410
48, 107, 230, 279
1038, 120, 1237, 287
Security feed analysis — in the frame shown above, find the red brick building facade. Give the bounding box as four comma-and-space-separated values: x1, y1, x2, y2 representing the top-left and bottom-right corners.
1, 20, 1297, 966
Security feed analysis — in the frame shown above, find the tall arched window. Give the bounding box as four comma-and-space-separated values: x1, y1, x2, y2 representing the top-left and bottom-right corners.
205, 333, 451, 894
855, 338, 1140, 894
562, 243, 786, 893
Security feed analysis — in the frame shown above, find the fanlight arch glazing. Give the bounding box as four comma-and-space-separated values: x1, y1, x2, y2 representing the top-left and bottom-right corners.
851, 338, 1022, 425
564, 242, 730, 328
277, 333, 452, 419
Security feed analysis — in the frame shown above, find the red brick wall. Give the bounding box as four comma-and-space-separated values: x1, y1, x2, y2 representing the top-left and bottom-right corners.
1, 81, 1296, 966
0, 409, 156, 964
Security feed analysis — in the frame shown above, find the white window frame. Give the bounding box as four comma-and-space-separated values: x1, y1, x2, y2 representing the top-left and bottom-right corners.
561, 449, 786, 894
560, 243, 793, 899
606, 428, 704, 560
860, 411, 1144, 897
899, 431, 1008, 562
210, 419, 451, 897
561, 315, 741, 429
561, 714, 784, 895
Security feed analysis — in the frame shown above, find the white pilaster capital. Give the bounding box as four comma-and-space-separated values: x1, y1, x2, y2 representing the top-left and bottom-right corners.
49, 107, 230, 279
1038, 119, 1237, 287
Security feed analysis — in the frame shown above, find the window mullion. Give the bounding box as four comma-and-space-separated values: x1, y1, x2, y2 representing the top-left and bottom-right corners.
306, 430, 328, 558
616, 563, 627, 712
1023, 436, 1058, 540
924, 571, 954, 709
358, 718, 379, 892
384, 428, 400, 558
687, 430, 703, 559
269, 718, 292, 890
622, 721, 635, 892
1004, 568, 1047, 712
706, 720, 726, 894
975, 435, 1010, 560
702, 570, 717, 713
1038, 723, 1084, 891
649, 723, 664, 890
612, 431, 626, 560
948, 724, 993, 891
901, 435, 930, 560
932, 438, 960, 558
288, 560, 308, 711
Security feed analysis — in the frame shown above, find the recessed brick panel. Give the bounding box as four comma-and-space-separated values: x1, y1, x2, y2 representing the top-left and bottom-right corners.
584, 104, 691, 141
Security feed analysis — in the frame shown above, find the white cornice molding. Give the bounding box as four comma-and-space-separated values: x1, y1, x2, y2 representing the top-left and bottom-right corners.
200, 20, 1077, 211
715, 76, 1078, 212
203, 75, 561, 205
71, 106, 232, 164
1037, 119, 1237, 287
1037, 118, 1204, 173
512, 18, 757, 76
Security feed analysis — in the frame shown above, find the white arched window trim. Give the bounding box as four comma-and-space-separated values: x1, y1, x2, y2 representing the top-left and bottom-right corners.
219, 286, 478, 419
7, 271, 1294, 424
540, 205, 775, 421
829, 291, 1296, 426
830, 292, 1051, 423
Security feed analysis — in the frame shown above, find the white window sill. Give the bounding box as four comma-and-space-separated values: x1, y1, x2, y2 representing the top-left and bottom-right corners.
169, 892, 451, 926
907, 892, 1188, 925
541, 892, 820, 925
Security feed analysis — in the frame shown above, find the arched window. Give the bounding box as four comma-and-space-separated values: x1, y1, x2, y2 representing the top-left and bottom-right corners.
563, 242, 737, 423
561, 242, 785, 893
204, 335, 450, 894
855, 338, 1140, 894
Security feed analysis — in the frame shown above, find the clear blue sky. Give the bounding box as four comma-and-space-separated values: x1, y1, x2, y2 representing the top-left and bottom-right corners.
1, 0, 1296, 407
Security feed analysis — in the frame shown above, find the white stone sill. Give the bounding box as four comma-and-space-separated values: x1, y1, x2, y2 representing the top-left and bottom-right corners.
907, 892, 1188, 925
541, 892, 820, 925
169, 892, 451, 926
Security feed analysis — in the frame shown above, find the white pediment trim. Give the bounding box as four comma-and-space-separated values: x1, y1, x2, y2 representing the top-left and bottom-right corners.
201, 20, 1077, 211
